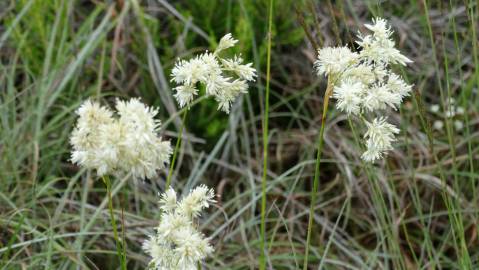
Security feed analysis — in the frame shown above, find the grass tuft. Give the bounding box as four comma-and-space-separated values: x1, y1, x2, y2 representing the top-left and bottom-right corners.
1, 0, 478, 269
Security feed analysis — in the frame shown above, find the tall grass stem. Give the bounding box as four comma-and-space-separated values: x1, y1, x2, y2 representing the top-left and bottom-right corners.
102, 175, 127, 270
303, 77, 333, 270
165, 110, 188, 190
259, 0, 274, 268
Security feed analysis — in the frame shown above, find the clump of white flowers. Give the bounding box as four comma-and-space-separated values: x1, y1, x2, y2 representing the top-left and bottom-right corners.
429, 98, 465, 133
70, 98, 172, 178
171, 33, 257, 113
361, 117, 400, 161
143, 185, 215, 269
314, 18, 413, 162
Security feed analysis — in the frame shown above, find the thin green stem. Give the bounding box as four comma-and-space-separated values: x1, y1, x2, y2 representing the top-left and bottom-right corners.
303, 77, 333, 270
120, 205, 127, 268
259, 0, 274, 269
422, 1, 471, 265
317, 196, 350, 270
165, 110, 188, 190
347, 117, 403, 268
102, 175, 127, 270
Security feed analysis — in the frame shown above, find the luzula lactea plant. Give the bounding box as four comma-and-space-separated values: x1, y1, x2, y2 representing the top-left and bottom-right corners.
70, 98, 172, 178
143, 185, 215, 269
314, 17, 413, 162
71, 98, 217, 268
142, 33, 253, 269
303, 17, 414, 270
171, 33, 257, 113
70, 98, 173, 269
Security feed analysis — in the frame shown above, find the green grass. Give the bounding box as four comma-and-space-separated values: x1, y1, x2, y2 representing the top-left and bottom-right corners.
259, 0, 274, 269
1, 0, 479, 269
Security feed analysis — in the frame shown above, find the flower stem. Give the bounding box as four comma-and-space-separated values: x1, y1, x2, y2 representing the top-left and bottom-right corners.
259, 0, 274, 269
102, 175, 127, 270
303, 77, 333, 270
165, 110, 188, 190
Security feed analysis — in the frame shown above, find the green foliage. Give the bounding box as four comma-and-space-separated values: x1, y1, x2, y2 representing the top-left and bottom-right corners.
1, 0, 479, 269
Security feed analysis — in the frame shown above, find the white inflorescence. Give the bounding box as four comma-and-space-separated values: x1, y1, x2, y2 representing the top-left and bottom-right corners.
361, 117, 400, 162
171, 33, 257, 113
70, 98, 172, 178
314, 18, 413, 162
143, 185, 215, 270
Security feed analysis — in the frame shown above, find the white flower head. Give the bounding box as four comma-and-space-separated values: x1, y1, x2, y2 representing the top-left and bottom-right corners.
144, 185, 216, 270
445, 108, 455, 118
178, 185, 216, 218
174, 84, 198, 108
115, 98, 172, 179
94, 121, 126, 176
387, 73, 412, 100
357, 17, 412, 65
215, 79, 248, 113
332, 79, 364, 115
362, 84, 402, 111
364, 17, 392, 39
314, 46, 358, 76
70, 101, 113, 160
157, 212, 191, 241
74, 99, 114, 128
171, 57, 209, 86
454, 120, 464, 130
221, 55, 257, 81
116, 98, 159, 135
361, 117, 400, 162
171, 34, 256, 113
160, 188, 177, 213
341, 63, 376, 85
174, 227, 214, 268
70, 98, 172, 179
430, 104, 440, 113
205, 72, 229, 96
142, 235, 177, 269
215, 33, 238, 53
70, 100, 115, 174
433, 120, 444, 130
314, 18, 413, 162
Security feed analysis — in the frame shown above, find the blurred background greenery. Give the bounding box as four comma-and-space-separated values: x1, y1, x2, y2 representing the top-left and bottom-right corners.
1, 0, 478, 269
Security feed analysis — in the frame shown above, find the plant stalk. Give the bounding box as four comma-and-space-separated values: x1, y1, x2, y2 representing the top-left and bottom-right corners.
165, 110, 188, 190
102, 175, 127, 270
303, 77, 333, 270
259, 0, 274, 269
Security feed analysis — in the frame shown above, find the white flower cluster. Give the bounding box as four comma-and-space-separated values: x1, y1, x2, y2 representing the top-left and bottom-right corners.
361, 117, 400, 162
70, 98, 172, 178
171, 33, 257, 113
314, 18, 413, 162
430, 99, 465, 132
143, 185, 215, 270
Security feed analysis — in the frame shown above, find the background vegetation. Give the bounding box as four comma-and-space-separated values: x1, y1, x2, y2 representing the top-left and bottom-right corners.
1, 0, 478, 269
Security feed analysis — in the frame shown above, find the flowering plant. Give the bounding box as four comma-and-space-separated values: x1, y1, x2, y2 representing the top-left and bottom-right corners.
171, 33, 257, 113
314, 18, 413, 161
143, 185, 215, 270
70, 98, 172, 178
